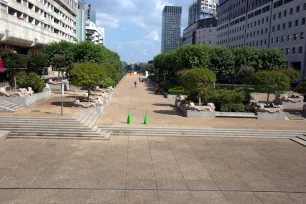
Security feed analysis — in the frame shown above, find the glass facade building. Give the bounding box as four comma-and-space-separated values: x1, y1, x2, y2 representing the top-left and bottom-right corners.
161, 6, 182, 53
188, 0, 218, 26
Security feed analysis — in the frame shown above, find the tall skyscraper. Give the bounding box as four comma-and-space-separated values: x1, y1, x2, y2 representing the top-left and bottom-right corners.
161, 6, 182, 53
188, 0, 218, 26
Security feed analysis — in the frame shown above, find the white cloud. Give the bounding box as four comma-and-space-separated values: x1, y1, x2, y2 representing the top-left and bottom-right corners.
145, 31, 160, 41
96, 12, 119, 29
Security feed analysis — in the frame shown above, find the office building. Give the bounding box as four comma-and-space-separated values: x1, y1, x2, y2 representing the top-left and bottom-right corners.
78, 1, 96, 23
161, 6, 182, 53
188, 0, 218, 26
216, 0, 306, 79
183, 18, 217, 46
0, 0, 77, 47
85, 20, 104, 45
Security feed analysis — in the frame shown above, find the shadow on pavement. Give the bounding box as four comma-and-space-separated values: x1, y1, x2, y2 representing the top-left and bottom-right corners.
152, 103, 175, 107
153, 109, 184, 117
51, 101, 74, 107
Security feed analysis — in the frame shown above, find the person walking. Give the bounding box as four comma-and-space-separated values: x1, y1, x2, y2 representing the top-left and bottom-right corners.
134, 81, 137, 88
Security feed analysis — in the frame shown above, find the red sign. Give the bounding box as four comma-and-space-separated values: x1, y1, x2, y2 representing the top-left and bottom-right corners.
0, 60, 4, 73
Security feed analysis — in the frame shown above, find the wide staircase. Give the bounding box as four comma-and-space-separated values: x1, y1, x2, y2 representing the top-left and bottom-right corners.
0, 99, 24, 112
100, 127, 305, 139
291, 135, 306, 147
0, 109, 110, 140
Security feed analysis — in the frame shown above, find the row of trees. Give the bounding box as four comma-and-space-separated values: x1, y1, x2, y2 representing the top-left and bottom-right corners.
0, 41, 122, 89
153, 45, 287, 82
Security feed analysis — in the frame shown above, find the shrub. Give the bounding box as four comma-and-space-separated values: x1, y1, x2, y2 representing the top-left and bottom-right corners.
210, 89, 245, 111
280, 68, 300, 88
168, 86, 185, 95
162, 80, 180, 91
103, 78, 116, 88
17, 72, 45, 93
215, 84, 245, 90
297, 81, 306, 94
27, 49, 48, 75
220, 103, 245, 112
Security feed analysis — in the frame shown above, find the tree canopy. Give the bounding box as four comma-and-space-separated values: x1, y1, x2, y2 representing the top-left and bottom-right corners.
252, 71, 290, 104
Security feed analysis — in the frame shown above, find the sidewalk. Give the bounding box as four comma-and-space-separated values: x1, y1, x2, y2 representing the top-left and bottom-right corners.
96, 76, 306, 130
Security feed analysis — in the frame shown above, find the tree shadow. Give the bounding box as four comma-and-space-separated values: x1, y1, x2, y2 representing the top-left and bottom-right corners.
51, 101, 75, 107
153, 109, 184, 117
152, 103, 175, 108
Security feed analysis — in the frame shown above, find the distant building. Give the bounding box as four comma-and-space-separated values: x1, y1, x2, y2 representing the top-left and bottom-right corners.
79, 1, 96, 24
188, 0, 218, 26
0, 0, 77, 47
85, 20, 104, 45
161, 6, 182, 53
216, 0, 306, 79
183, 18, 217, 46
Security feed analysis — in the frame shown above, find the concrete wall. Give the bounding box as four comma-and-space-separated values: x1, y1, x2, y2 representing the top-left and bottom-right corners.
257, 112, 287, 120
0, 90, 52, 106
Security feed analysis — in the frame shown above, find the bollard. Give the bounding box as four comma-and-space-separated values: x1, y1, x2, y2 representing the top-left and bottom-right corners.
144, 115, 149, 125
127, 111, 132, 124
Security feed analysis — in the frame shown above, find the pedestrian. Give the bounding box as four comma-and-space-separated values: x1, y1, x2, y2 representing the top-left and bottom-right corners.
155, 87, 159, 94
134, 81, 137, 88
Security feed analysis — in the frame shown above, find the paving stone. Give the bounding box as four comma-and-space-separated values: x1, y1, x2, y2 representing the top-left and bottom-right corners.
159, 191, 195, 204
191, 191, 229, 204
124, 190, 159, 203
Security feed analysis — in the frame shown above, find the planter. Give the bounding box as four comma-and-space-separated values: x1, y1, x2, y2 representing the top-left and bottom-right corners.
281, 101, 305, 110
185, 110, 216, 118
0, 90, 52, 107
257, 112, 287, 120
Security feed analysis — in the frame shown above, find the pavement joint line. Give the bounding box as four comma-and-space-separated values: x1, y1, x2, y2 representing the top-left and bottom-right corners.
0, 187, 306, 194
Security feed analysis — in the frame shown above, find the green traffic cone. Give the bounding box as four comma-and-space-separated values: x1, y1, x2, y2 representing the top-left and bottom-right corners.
144, 115, 148, 125
127, 112, 132, 124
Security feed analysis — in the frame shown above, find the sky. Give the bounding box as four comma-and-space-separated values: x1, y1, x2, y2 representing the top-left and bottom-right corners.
88, 0, 190, 63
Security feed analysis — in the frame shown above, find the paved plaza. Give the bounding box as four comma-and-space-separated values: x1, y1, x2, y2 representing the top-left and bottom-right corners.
97, 76, 306, 130
0, 75, 306, 203
0, 137, 306, 203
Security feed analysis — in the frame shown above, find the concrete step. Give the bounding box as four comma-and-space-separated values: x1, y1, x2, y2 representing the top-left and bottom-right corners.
215, 112, 257, 118
8, 135, 109, 140
290, 138, 306, 147
297, 135, 306, 141
0, 100, 24, 112
0, 127, 96, 131
8, 132, 102, 136
0, 116, 77, 121
3, 129, 99, 134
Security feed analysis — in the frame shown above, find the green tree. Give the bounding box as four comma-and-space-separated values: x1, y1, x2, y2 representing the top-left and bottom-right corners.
70, 63, 107, 101
146, 64, 154, 73
260, 49, 286, 70
279, 68, 300, 88
180, 68, 216, 105
252, 71, 290, 105
209, 47, 235, 80
177, 45, 210, 69
27, 49, 48, 76
233, 47, 262, 72
43, 41, 76, 66
238, 65, 255, 86
1, 52, 26, 88
101, 63, 118, 81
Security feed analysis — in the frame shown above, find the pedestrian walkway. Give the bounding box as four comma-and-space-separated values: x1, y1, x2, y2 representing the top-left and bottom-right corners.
96, 75, 306, 130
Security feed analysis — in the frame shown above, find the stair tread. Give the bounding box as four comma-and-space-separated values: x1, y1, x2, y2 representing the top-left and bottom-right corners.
297, 135, 306, 141
291, 138, 306, 147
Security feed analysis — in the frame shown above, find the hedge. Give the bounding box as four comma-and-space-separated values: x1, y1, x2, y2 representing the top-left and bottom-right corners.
220, 103, 245, 112
168, 86, 185, 95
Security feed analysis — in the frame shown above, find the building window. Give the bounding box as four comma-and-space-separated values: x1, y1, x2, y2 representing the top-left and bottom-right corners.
302, 18, 306, 25
273, 14, 276, 20
288, 21, 292, 28
281, 36, 284, 42
290, 8, 293, 15
283, 23, 286, 29
294, 33, 298, 40
255, 21, 257, 26
265, 28, 268, 33
286, 48, 289, 55
276, 37, 279, 43
278, 12, 281, 18
266, 17, 269, 23
277, 25, 280, 31
304, 3, 306, 10
262, 18, 264, 24
287, 35, 291, 41
295, 20, 298, 26
296, 6, 300, 13
272, 26, 275, 32
292, 47, 296, 54
284, 10, 287, 17
264, 39, 267, 45
299, 46, 303, 53
301, 32, 305, 39
271, 38, 275, 44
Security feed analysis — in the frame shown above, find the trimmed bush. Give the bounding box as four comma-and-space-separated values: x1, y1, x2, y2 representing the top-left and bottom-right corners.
168, 86, 185, 95
17, 72, 45, 93
210, 89, 245, 111
280, 68, 300, 88
297, 81, 306, 94
220, 103, 245, 112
